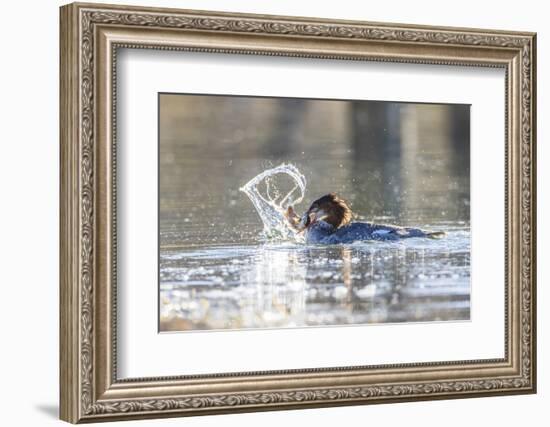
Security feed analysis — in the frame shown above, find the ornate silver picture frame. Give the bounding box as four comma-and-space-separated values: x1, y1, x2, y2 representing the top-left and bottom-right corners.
60, 2, 536, 423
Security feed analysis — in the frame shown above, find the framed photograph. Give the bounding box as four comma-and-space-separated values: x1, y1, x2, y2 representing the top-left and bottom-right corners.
60, 2, 537, 423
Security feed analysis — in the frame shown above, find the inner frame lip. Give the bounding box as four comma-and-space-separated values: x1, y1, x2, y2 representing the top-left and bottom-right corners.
108, 43, 512, 386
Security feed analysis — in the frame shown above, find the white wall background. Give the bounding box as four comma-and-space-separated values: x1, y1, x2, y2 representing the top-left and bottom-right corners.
0, 0, 545, 425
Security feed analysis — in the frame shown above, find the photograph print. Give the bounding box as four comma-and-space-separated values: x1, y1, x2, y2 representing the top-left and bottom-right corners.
158, 93, 470, 332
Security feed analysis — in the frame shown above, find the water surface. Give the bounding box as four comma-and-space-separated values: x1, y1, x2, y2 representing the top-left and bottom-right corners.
159, 94, 471, 332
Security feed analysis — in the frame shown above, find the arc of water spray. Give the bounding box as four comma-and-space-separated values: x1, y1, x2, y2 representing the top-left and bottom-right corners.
240, 163, 307, 238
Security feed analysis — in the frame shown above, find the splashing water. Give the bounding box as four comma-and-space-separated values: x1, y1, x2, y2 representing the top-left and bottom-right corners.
163, 164, 471, 332
240, 163, 306, 240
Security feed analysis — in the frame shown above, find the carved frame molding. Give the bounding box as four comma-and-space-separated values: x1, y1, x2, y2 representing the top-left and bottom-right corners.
60, 2, 536, 423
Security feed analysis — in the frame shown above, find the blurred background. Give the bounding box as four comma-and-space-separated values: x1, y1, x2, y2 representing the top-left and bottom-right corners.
159, 94, 470, 331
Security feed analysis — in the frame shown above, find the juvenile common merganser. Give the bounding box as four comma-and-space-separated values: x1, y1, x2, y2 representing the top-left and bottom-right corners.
285, 193, 444, 244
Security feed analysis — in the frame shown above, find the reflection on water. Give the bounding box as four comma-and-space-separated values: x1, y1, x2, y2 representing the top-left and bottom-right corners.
159, 94, 470, 332
161, 233, 469, 331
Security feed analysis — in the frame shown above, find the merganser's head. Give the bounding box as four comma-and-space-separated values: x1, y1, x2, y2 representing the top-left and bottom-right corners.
298, 193, 352, 230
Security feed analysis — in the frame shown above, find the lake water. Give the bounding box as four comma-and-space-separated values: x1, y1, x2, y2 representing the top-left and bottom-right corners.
158, 95, 470, 332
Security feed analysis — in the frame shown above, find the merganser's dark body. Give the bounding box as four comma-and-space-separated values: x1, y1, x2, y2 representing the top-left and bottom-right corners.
285, 193, 444, 244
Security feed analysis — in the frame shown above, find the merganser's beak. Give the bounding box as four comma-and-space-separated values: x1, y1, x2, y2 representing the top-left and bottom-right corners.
297, 212, 311, 231
297, 208, 327, 231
